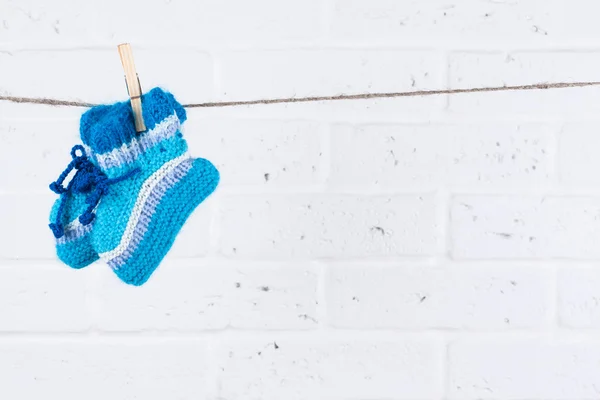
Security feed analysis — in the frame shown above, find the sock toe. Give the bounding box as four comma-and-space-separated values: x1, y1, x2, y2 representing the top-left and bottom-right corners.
106, 157, 219, 285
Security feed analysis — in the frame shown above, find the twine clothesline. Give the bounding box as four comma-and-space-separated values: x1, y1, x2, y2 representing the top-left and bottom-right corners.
0, 81, 598, 108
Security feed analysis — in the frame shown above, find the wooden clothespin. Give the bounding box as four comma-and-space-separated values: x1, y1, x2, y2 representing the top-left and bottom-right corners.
118, 43, 146, 132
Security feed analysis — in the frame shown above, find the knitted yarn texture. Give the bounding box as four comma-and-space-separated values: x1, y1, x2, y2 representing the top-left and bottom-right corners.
48, 185, 100, 269
48, 87, 220, 285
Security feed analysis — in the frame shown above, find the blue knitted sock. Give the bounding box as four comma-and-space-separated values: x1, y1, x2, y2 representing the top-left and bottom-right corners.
80, 88, 219, 286
49, 190, 99, 269
48, 145, 100, 269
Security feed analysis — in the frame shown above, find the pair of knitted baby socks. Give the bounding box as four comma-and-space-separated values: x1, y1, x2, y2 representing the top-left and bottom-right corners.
48, 88, 219, 285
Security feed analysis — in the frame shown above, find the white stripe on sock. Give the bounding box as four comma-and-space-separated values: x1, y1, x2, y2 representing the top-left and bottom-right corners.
98, 153, 189, 261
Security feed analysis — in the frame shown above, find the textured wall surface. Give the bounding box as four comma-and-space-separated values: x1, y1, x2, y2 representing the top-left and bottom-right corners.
2, 0, 600, 399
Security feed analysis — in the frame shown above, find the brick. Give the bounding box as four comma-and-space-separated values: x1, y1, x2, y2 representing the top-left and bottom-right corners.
0, 340, 209, 400
185, 119, 325, 188
449, 338, 600, 400
448, 52, 600, 116
558, 265, 600, 328
188, 49, 444, 121
0, 0, 323, 44
330, 0, 600, 45
0, 265, 89, 331
96, 261, 318, 330
217, 50, 443, 100
558, 123, 600, 186
451, 195, 600, 259
218, 194, 439, 258
0, 49, 213, 107
0, 193, 56, 260
0, 120, 80, 191
166, 194, 214, 258
327, 263, 552, 329
329, 123, 554, 189
217, 334, 443, 400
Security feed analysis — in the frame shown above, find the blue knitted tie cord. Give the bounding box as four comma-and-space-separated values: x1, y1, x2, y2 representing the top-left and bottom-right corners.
48, 145, 140, 239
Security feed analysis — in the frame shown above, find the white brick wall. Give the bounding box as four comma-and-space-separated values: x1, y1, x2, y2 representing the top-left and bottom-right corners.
217, 333, 444, 400
2, 0, 600, 399
448, 336, 600, 400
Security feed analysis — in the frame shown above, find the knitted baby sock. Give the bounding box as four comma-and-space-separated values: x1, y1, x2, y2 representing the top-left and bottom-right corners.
48, 145, 100, 269
80, 87, 219, 286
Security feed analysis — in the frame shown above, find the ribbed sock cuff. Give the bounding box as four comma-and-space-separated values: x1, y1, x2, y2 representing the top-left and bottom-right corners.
80, 87, 188, 177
